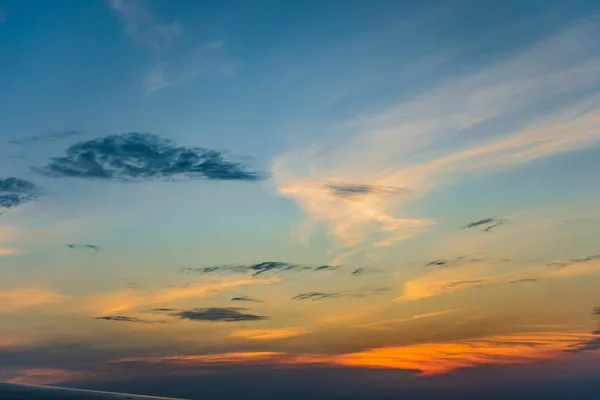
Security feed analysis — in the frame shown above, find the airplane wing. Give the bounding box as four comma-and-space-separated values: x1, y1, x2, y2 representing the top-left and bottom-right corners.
0, 382, 189, 400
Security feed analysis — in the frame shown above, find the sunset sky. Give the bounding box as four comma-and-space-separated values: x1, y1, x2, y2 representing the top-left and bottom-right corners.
1, 0, 600, 398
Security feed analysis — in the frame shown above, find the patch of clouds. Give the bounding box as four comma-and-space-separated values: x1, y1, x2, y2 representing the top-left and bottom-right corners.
0, 177, 40, 212
273, 21, 600, 262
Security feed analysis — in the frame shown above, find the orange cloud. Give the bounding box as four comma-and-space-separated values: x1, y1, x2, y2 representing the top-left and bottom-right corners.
89, 277, 279, 314
0, 247, 20, 256
0, 286, 65, 314
117, 352, 284, 364
328, 332, 596, 376
114, 331, 598, 376
229, 328, 309, 340
8, 369, 91, 385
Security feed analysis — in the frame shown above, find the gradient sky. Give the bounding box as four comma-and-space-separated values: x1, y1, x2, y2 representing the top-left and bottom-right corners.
1, 0, 600, 398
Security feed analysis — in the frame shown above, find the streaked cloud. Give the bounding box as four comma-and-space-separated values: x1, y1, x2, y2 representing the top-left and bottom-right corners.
116, 352, 283, 365
0, 177, 39, 212
181, 261, 335, 277
229, 327, 309, 340
35, 133, 264, 182
273, 21, 600, 261
107, 0, 181, 49
88, 277, 277, 314
356, 309, 457, 330
292, 287, 390, 301
93, 315, 163, 324
6, 368, 92, 385
0, 286, 65, 314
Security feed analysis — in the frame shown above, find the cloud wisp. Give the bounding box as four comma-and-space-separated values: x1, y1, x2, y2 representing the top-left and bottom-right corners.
0, 177, 40, 212
8, 130, 82, 145
35, 133, 264, 182
166, 307, 268, 322
181, 261, 336, 277
273, 21, 600, 261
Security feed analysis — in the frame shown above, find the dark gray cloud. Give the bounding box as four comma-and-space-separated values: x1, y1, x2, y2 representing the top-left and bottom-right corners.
150, 308, 180, 312
231, 295, 259, 302
593, 307, 600, 316
66, 244, 100, 251
482, 222, 504, 232
94, 316, 159, 324
8, 130, 82, 145
350, 267, 381, 276
169, 307, 268, 322
292, 287, 390, 301
422, 259, 448, 268
35, 132, 264, 182
509, 278, 539, 284
315, 265, 339, 271
0, 177, 39, 211
181, 261, 335, 277
462, 217, 506, 230
326, 183, 407, 199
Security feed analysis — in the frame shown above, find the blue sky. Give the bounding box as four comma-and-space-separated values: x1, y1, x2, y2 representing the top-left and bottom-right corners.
1, 0, 600, 397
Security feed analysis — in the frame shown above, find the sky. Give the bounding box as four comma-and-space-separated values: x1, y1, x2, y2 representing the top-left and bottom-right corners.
1, 0, 600, 398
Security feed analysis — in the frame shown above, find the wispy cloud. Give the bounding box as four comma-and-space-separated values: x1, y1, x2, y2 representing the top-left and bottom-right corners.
168, 307, 268, 322
143, 61, 170, 94
107, 0, 181, 49
0, 177, 40, 212
0, 286, 65, 313
35, 133, 264, 182
273, 21, 600, 261
143, 40, 235, 94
